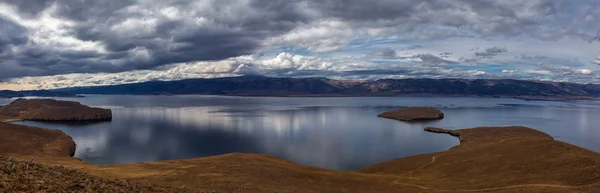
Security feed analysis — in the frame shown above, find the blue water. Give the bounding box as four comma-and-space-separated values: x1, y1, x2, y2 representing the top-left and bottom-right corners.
5, 95, 600, 170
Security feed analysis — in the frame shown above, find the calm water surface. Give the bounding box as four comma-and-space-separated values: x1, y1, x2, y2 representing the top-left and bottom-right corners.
5, 95, 600, 170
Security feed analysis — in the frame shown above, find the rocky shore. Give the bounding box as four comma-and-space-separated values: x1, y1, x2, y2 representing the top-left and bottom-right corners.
378, 107, 444, 121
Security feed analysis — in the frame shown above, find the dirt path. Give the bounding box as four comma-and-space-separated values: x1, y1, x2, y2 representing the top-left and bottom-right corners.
392, 181, 586, 192
395, 154, 442, 179
391, 153, 596, 192
1, 118, 22, 122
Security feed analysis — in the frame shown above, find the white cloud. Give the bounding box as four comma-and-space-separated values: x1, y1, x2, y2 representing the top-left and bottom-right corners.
265, 20, 354, 53
577, 69, 592, 75
469, 70, 486, 76
525, 70, 552, 75
0, 52, 489, 89
6, 48, 600, 90
501, 69, 518, 74
0, 3, 105, 52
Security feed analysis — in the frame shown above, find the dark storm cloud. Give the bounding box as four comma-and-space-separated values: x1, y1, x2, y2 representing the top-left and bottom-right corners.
367, 48, 398, 59
408, 54, 458, 65
440, 52, 453, 58
403, 45, 423, 50
1, 0, 54, 17
518, 54, 549, 60
0, 18, 28, 54
459, 46, 508, 63
309, 0, 417, 21
0, 0, 312, 79
0, 0, 595, 81
366, 48, 457, 65
307, 0, 564, 37
474, 47, 508, 58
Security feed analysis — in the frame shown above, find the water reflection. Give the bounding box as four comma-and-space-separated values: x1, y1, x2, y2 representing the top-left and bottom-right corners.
10, 95, 600, 170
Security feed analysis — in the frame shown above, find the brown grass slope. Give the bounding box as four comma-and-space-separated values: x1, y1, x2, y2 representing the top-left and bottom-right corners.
0, 122, 75, 157
0, 98, 111, 122
378, 107, 444, 121
361, 126, 600, 192
0, 156, 182, 193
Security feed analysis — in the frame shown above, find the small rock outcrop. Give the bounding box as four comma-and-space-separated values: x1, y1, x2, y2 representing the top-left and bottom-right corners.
0, 98, 111, 122
378, 107, 444, 121
424, 127, 460, 138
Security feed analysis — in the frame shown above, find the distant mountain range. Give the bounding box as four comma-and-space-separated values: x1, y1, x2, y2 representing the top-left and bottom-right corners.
0, 90, 81, 98
34, 75, 600, 100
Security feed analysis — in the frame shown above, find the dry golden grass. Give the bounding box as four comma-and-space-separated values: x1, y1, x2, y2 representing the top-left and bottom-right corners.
0, 156, 183, 193
361, 126, 600, 192
0, 122, 75, 157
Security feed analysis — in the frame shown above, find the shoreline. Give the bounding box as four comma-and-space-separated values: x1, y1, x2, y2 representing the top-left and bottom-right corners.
6, 93, 593, 101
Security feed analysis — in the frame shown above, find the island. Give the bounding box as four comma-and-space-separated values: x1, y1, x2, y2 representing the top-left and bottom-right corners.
1, 99, 600, 192
378, 107, 444, 121
0, 98, 111, 122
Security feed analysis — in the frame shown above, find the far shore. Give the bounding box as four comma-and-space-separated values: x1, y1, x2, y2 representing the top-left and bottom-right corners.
3, 93, 594, 101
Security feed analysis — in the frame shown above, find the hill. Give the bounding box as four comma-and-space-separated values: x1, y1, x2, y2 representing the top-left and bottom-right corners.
53, 76, 600, 99
0, 90, 23, 98
0, 90, 80, 98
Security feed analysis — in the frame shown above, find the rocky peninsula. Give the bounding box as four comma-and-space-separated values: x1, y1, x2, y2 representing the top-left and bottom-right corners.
378, 107, 444, 121
424, 126, 460, 137
1, 99, 600, 192
0, 98, 111, 122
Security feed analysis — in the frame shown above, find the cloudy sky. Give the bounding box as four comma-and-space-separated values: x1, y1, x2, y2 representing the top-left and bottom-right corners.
1, 0, 599, 90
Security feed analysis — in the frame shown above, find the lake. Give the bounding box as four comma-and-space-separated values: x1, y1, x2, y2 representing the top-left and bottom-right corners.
5, 95, 600, 170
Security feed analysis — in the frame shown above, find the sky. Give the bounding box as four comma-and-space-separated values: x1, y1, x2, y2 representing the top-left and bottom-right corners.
0, 0, 599, 90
